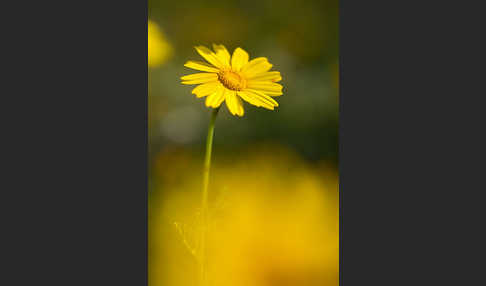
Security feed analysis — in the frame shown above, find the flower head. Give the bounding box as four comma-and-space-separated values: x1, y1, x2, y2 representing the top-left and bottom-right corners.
181, 45, 283, 117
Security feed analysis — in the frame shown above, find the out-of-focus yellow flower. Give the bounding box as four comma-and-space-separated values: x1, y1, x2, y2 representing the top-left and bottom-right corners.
149, 145, 338, 286
181, 45, 283, 117
148, 20, 172, 68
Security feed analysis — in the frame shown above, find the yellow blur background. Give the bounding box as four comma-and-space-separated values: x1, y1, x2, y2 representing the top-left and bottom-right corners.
149, 1, 338, 285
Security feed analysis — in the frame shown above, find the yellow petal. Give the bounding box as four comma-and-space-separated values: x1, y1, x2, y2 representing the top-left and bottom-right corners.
231, 47, 249, 72
181, 73, 218, 85
247, 89, 282, 97
237, 91, 274, 110
238, 89, 279, 109
195, 46, 224, 69
184, 61, 220, 73
225, 90, 244, 116
212, 44, 231, 67
246, 82, 283, 96
181, 73, 217, 81
241, 57, 272, 76
246, 71, 282, 82
205, 85, 226, 108
192, 82, 222, 98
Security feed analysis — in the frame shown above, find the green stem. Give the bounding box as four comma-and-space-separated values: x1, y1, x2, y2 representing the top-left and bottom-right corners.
200, 107, 219, 286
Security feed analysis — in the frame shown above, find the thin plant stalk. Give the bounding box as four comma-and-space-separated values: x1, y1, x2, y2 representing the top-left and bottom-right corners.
199, 107, 219, 286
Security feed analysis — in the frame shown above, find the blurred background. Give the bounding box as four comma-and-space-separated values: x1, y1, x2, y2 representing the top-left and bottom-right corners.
148, 0, 339, 285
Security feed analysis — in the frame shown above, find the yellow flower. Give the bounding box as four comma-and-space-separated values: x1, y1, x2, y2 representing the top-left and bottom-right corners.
181, 44, 283, 117
148, 20, 172, 68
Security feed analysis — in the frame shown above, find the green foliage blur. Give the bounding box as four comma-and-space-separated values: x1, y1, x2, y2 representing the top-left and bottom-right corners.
149, 0, 338, 167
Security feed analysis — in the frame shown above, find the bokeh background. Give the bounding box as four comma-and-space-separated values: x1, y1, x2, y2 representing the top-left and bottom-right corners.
149, 0, 339, 285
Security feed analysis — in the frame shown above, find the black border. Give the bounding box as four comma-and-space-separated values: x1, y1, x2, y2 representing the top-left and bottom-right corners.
3, 0, 148, 285
339, 0, 484, 284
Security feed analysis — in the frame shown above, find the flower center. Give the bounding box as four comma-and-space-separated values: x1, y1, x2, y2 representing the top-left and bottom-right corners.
218, 70, 246, 91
